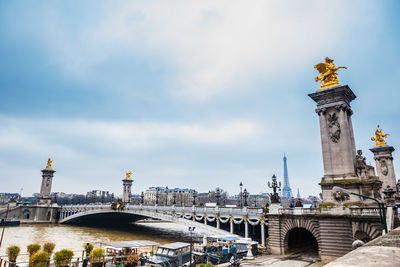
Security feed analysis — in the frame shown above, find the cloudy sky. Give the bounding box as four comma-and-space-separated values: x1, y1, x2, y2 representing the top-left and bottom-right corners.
1, 1, 399, 198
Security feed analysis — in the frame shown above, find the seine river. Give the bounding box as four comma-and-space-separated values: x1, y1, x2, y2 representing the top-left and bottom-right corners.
0, 222, 197, 262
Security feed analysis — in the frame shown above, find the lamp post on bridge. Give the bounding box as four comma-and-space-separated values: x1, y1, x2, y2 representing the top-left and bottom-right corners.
268, 174, 281, 203
215, 188, 221, 206
165, 186, 169, 206
243, 188, 249, 207
192, 191, 197, 206
172, 190, 177, 205
155, 190, 159, 205
332, 186, 388, 233
239, 182, 243, 208
140, 192, 144, 205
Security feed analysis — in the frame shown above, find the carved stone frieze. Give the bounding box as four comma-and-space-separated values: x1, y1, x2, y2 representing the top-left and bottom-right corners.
380, 159, 388, 176
327, 112, 341, 143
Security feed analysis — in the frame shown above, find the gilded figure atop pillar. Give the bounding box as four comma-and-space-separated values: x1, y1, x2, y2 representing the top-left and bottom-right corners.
45, 158, 53, 170
125, 171, 133, 179
314, 57, 347, 90
371, 125, 390, 147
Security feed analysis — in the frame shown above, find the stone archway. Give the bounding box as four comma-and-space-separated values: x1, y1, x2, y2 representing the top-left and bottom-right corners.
286, 227, 319, 255
354, 230, 371, 243
352, 221, 382, 242
23, 209, 31, 220
281, 217, 320, 255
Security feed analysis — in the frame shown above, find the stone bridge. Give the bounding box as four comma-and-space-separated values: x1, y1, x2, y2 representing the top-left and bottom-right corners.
59, 204, 267, 245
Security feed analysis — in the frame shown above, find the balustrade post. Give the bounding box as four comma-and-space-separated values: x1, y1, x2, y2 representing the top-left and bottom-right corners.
230, 218, 234, 234
261, 222, 265, 247
204, 216, 207, 225
216, 217, 220, 229
244, 220, 249, 238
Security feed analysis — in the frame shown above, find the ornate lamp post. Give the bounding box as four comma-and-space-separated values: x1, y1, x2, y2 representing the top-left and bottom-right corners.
239, 182, 243, 208
173, 190, 177, 205
192, 191, 197, 206
165, 186, 169, 206
140, 192, 144, 204
215, 188, 221, 206
267, 174, 281, 203
243, 188, 249, 207
155, 190, 159, 205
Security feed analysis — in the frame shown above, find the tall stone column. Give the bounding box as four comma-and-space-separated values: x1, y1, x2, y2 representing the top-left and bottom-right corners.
309, 85, 357, 179
370, 146, 396, 193
309, 86, 370, 203
38, 159, 55, 205
122, 171, 133, 204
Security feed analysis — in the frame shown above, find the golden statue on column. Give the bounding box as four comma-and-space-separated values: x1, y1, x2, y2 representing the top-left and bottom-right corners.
314, 57, 347, 90
125, 171, 133, 179
45, 158, 53, 170
371, 125, 389, 147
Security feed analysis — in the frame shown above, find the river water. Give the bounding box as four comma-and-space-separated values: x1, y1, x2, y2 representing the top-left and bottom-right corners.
0, 222, 198, 262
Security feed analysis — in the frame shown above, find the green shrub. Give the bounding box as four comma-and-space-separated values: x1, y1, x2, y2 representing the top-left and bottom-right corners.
53, 249, 74, 267
84, 243, 94, 257
43, 242, 56, 256
31, 250, 49, 267
90, 248, 105, 263
6, 245, 20, 262
206, 263, 213, 267
318, 202, 336, 211
27, 243, 41, 258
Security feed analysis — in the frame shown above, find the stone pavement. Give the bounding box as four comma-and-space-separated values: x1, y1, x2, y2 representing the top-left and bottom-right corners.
324, 226, 400, 267
238, 252, 322, 267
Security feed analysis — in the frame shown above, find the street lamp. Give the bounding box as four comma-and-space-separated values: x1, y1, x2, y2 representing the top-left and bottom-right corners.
188, 226, 196, 266
173, 190, 177, 205
268, 174, 281, 203
165, 186, 169, 206
332, 186, 388, 233
215, 188, 221, 206
140, 192, 144, 205
243, 188, 249, 207
239, 182, 243, 208
155, 190, 159, 205
192, 191, 197, 206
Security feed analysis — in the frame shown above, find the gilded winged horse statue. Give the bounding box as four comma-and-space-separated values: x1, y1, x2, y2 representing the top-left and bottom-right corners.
314, 57, 347, 90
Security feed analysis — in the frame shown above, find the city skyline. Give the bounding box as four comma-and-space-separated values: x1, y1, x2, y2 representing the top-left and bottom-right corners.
1, 1, 399, 197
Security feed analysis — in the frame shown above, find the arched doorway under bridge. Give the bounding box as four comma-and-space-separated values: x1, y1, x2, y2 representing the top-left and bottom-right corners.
285, 227, 319, 256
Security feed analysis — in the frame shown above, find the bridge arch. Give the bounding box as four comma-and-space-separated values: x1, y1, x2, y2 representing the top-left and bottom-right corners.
281, 218, 320, 255
352, 221, 382, 242
59, 208, 235, 237
23, 209, 31, 220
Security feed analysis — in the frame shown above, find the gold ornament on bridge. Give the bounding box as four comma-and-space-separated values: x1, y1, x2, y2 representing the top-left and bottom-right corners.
125, 171, 133, 179
371, 125, 389, 147
45, 158, 53, 170
314, 57, 347, 90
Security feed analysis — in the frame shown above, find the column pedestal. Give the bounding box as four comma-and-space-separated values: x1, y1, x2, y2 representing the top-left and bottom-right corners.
370, 146, 396, 195
37, 169, 56, 205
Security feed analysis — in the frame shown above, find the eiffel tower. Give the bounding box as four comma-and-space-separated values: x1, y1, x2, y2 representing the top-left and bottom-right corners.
281, 154, 293, 200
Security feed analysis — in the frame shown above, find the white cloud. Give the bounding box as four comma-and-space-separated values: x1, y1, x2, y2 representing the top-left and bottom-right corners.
30, 1, 380, 100
0, 116, 261, 154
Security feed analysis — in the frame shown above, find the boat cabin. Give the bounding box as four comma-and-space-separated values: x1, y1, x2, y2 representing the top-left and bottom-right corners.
148, 242, 191, 267
101, 240, 160, 256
